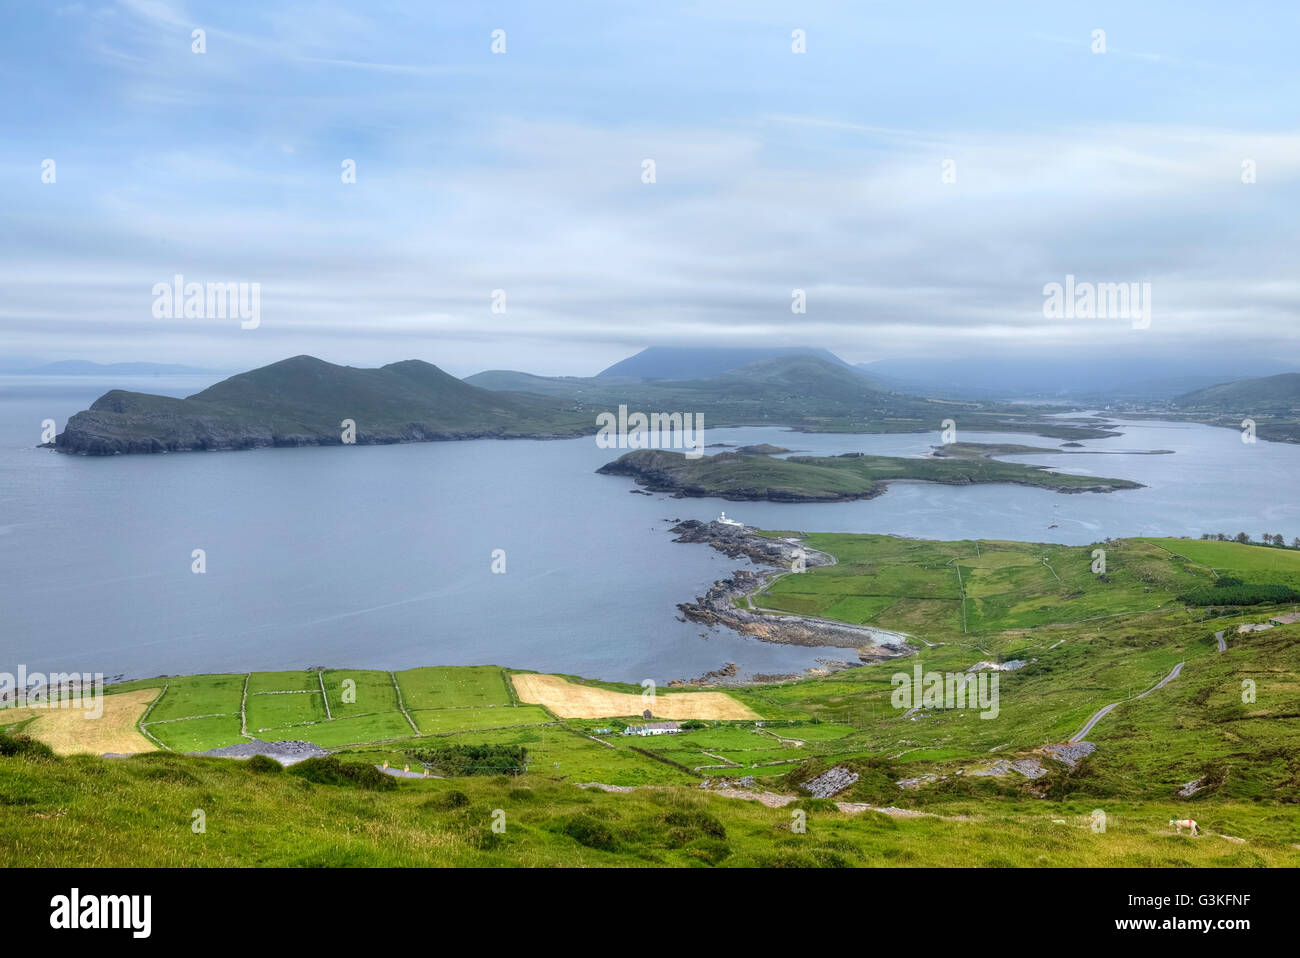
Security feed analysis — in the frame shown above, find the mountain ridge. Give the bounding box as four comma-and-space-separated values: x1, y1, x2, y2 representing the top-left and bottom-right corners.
597, 345, 850, 380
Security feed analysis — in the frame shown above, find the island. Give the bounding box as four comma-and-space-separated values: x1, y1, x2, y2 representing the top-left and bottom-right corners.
596, 449, 1144, 502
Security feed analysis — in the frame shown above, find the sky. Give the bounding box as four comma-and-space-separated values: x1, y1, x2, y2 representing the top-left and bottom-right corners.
2, 0, 1298, 378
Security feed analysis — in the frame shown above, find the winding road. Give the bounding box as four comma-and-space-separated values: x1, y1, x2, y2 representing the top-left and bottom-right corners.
1068, 661, 1185, 744
1215, 629, 1227, 652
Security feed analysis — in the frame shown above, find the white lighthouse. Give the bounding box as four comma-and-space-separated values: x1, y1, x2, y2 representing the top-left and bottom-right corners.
717, 511, 744, 527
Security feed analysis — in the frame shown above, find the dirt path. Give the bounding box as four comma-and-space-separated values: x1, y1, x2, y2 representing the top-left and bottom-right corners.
1069, 662, 1184, 743
389, 671, 419, 733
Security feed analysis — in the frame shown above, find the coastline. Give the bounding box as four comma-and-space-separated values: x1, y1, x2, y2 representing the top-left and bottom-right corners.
668, 518, 915, 665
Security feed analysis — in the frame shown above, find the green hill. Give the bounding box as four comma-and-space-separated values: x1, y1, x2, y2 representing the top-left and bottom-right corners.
1175, 372, 1300, 407
56, 355, 594, 455
595, 345, 850, 379
1164, 372, 1300, 443
471, 355, 1120, 440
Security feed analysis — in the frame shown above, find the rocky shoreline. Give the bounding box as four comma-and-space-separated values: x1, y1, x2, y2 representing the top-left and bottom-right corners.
669, 519, 914, 664
54, 423, 585, 456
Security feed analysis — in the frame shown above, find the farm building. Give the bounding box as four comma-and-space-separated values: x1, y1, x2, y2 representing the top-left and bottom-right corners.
622, 721, 681, 736
1269, 612, 1300, 626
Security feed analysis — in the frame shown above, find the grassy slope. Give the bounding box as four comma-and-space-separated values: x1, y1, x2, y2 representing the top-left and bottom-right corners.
1162, 372, 1300, 443
760, 535, 1211, 633
2, 749, 1294, 867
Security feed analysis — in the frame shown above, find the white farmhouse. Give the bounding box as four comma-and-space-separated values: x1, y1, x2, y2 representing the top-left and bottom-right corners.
623, 721, 682, 736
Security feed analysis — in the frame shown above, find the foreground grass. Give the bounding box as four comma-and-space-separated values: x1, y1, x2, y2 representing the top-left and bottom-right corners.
2, 750, 1294, 867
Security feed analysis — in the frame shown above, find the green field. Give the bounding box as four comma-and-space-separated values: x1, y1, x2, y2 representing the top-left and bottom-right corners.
1142, 537, 1300, 586
395, 666, 512, 709
410, 705, 551, 734
759, 535, 1221, 638
142, 674, 244, 723
259, 712, 416, 748
114, 667, 553, 756
147, 715, 245, 753
323, 670, 399, 718
246, 690, 328, 730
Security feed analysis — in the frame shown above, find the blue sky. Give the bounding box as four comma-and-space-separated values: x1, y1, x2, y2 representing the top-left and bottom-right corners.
2, 0, 1298, 376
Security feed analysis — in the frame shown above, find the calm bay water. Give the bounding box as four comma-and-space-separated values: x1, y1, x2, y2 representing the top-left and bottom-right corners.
2, 376, 1298, 683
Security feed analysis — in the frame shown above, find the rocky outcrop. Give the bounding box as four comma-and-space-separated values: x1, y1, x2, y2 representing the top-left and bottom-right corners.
1042, 741, 1097, 767
670, 520, 912, 660
195, 738, 328, 765
800, 766, 859, 798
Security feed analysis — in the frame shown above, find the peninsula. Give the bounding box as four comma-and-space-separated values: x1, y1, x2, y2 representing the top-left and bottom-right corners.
54, 355, 595, 455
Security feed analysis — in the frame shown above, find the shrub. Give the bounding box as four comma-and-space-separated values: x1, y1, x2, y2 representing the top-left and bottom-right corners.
405, 744, 527, 777
661, 807, 727, 840
685, 839, 732, 866
557, 813, 620, 851
245, 754, 282, 773
424, 788, 470, 811
136, 763, 199, 785
0, 733, 55, 761
287, 756, 394, 790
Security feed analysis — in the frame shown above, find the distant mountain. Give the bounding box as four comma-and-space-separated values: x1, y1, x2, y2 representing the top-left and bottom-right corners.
597, 346, 850, 380
463, 369, 605, 397
470, 354, 1119, 441
1147, 372, 1300, 444
19, 361, 215, 376
477, 355, 899, 417
56, 355, 593, 456
854, 356, 1300, 401
1173, 372, 1300, 406
706, 355, 889, 406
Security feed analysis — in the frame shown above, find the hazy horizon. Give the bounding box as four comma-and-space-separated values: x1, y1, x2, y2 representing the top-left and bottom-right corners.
4, 344, 1298, 387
